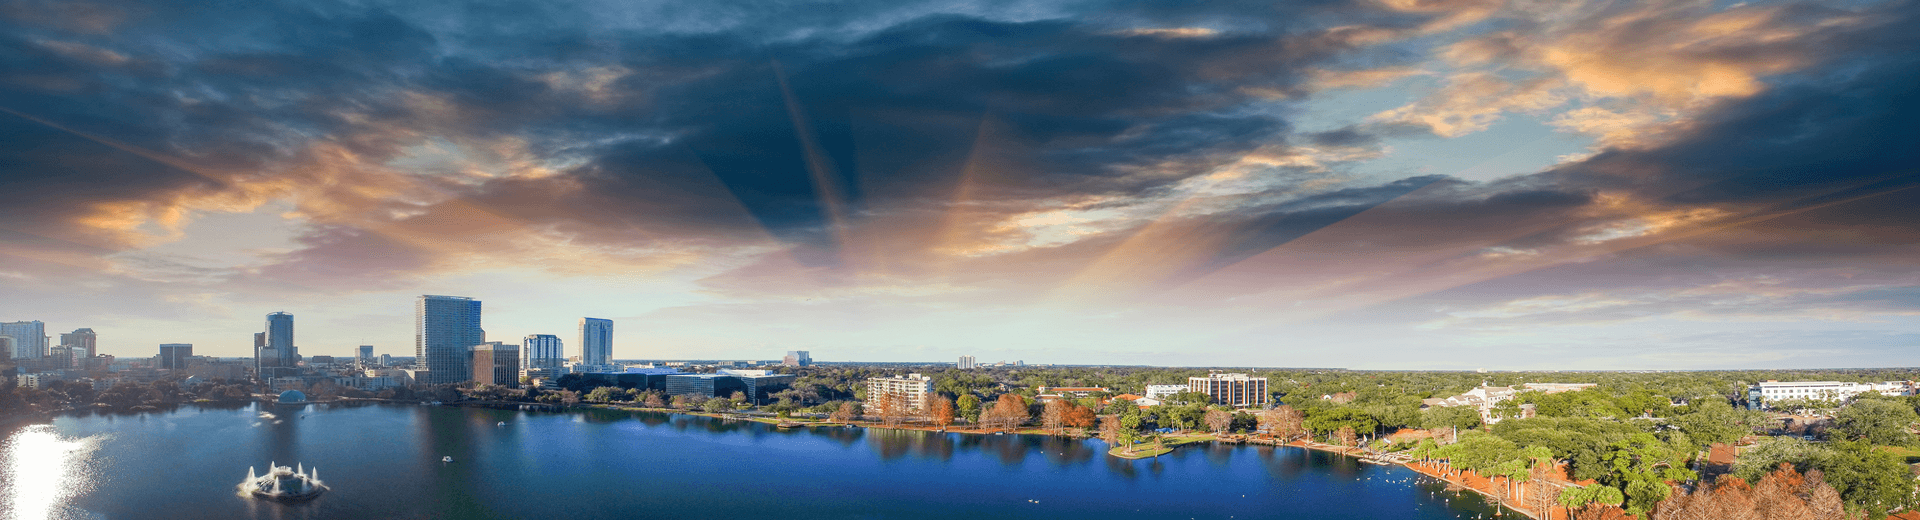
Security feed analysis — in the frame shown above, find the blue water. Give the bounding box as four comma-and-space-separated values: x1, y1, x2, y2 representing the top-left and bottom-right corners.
0, 403, 1516, 519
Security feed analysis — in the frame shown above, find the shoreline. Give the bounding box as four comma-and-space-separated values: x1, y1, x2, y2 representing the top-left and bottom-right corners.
1283, 440, 1545, 520
16, 400, 1544, 518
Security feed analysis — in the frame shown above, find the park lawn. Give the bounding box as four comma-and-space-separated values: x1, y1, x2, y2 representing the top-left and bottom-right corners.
1107, 432, 1217, 459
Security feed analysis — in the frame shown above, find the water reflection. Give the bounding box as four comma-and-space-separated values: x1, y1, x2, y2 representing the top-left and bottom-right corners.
0, 425, 99, 520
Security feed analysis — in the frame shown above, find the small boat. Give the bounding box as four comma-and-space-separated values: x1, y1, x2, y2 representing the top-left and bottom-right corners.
442, 456, 453, 463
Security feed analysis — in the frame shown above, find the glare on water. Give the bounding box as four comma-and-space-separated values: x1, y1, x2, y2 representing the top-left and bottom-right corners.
1, 425, 98, 520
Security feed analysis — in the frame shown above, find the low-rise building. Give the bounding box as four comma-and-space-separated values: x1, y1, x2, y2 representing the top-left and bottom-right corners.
1422, 383, 1599, 424
1751, 381, 1915, 406
1144, 384, 1186, 400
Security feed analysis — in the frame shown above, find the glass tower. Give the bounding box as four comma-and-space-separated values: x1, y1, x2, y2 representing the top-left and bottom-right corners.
579, 318, 612, 366
417, 296, 484, 385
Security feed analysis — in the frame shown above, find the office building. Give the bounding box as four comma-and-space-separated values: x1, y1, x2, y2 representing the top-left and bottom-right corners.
783, 350, 811, 367
523, 334, 565, 373
0, 335, 12, 360
1188, 372, 1269, 408
256, 312, 299, 379
866, 373, 934, 411
60, 328, 96, 359
470, 342, 520, 388
579, 318, 612, 366
1, 321, 46, 359
665, 374, 746, 398
716, 369, 796, 400
357, 345, 374, 363
417, 295, 484, 385
957, 356, 976, 369
160, 343, 193, 369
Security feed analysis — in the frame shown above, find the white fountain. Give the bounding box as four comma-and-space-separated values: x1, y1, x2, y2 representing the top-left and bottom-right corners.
238, 461, 328, 501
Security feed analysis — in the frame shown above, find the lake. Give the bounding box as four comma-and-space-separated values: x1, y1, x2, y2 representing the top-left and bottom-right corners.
0, 403, 1517, 519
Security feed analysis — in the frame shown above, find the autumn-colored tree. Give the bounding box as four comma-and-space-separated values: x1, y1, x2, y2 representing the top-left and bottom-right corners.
644, 392, 666, 408
830, 401, 858, 423
1100, 415, 1121, 444
983, 394, 1030, 431
1064, 404, 1097, 432
1652, 464, 1852, 520
1042, 400, 1069, 433
873, 393, 912, 427
1261, 405, 1306, 442
670, 394, 692, 409
1333, 426, 1358, 447
929, 395, 956, 428
1205, 409, 1233, 434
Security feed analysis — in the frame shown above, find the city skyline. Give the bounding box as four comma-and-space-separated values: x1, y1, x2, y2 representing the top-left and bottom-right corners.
1, 0, 1917, 369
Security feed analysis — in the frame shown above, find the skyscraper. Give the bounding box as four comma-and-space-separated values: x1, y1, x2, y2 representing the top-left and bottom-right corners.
783, 351, 811, 367
160, 343, 193, 369
958, 355, 976, 369
0, 321, 46, 359
579, 318, 612, 366
523, 334, 564, 373
418, 295, 484, 385
60, 328, 96, 359
358, 345, 374, 363
257, 312, 298, 379
0, 335, 12, 360
266, 312, 296, 364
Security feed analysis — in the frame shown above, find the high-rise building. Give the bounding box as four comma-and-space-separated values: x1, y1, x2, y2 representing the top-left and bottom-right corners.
358, 345, 374, 363
470, 342, 520, 388
418, 295, 484, 386
783, 351, 811, 367
579, 318, 612, 366
957, 356, 976, 369
0, 321, 46, 359
866, 373, 934, 411
1188, 372, 1270, 408
266, 312, 296, 365
47, 345, 77, 369
60, 328, 96, 359
256, 313, 299, 379
523, 334, 564, 373
160, 343, 193, 369
0, 335, 12, 360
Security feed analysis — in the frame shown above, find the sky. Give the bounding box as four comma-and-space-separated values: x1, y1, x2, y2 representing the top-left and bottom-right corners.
1, 0, 1917, 369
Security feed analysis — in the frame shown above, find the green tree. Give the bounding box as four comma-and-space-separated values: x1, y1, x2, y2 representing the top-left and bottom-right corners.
1303, 407, 1378, 437
956, 394, 982, 423
1817, 441, 1918, 519
585, 386, 622, 403
1420, 405, 1482, 431
702, 397, 731, 413
1832, 399, 1918, 447
1669, 398, 1760, 449
1601, 432, 1696, 516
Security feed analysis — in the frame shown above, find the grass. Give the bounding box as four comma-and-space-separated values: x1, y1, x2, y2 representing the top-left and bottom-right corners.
1107, 433, 1217, 459
1877, 445, 1920, 463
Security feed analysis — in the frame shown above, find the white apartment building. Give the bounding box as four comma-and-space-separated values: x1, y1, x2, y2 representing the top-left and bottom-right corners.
1145, 384, 1187, 399
866, 373, 934, 411
1752, 381, 1915, 405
